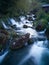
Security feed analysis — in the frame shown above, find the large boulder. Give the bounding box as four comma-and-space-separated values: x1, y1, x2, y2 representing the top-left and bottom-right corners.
10, 33, 30, 50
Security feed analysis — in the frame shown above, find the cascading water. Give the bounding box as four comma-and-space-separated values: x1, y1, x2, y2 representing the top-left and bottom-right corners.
1, 15, 49, 65
16, 15, 49, 65
17, 38, 49, 65
0, 51, 9, 63
2, 21, 8, 29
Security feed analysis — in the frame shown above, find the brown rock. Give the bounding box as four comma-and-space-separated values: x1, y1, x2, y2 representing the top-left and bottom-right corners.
10, 33, 30, 50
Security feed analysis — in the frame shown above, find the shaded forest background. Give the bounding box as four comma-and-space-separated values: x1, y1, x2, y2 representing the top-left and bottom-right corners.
0, 0, 49, 18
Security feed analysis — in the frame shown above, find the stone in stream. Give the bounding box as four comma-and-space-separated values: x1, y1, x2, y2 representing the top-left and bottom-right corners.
28, 17, 33, 21
23, 25, 28, 28
10, 33, 30, 50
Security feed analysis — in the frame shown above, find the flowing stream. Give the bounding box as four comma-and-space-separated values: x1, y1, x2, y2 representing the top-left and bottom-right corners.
0, 15, 49, 65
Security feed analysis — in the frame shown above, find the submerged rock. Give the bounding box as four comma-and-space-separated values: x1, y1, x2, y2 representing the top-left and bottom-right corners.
10, 33, 30, 50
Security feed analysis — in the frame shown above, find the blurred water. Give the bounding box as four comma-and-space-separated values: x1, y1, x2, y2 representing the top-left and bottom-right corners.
0, 51, 9, 63
1, 15, 49, 65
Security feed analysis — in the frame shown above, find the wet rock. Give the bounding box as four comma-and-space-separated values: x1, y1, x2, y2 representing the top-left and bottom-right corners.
23, 25, 28, 28
28, 38, 34, 44
10, 25, 17, 29
28, 17, 33, 21
10, 33, 30, 50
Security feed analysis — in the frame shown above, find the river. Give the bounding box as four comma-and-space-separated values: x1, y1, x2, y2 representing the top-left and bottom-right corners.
0, 15, 49, 65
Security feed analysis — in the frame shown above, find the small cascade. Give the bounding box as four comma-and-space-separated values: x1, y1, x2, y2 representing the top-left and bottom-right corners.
10, 18, 24, 28
2, 21, 8, 29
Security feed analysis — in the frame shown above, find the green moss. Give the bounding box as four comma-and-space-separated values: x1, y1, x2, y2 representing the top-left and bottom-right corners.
40, 19, 48, 28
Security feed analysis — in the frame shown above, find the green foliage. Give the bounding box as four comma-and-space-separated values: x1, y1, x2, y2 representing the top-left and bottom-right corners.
0, 0, 19, 17
35, 8, 49, 29
40, 19, 48, 28
0, 0, 41, 19
8, 29, 18, 38
36, 10, 46, 20
16, 0, 31, 12
31, 0, 41, 11
46, 13, 49, 22
34, 19, 48, 31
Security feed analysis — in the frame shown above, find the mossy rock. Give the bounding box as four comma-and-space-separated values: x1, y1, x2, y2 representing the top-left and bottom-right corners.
36, 19, 48, 31
10, 33, 30, 50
